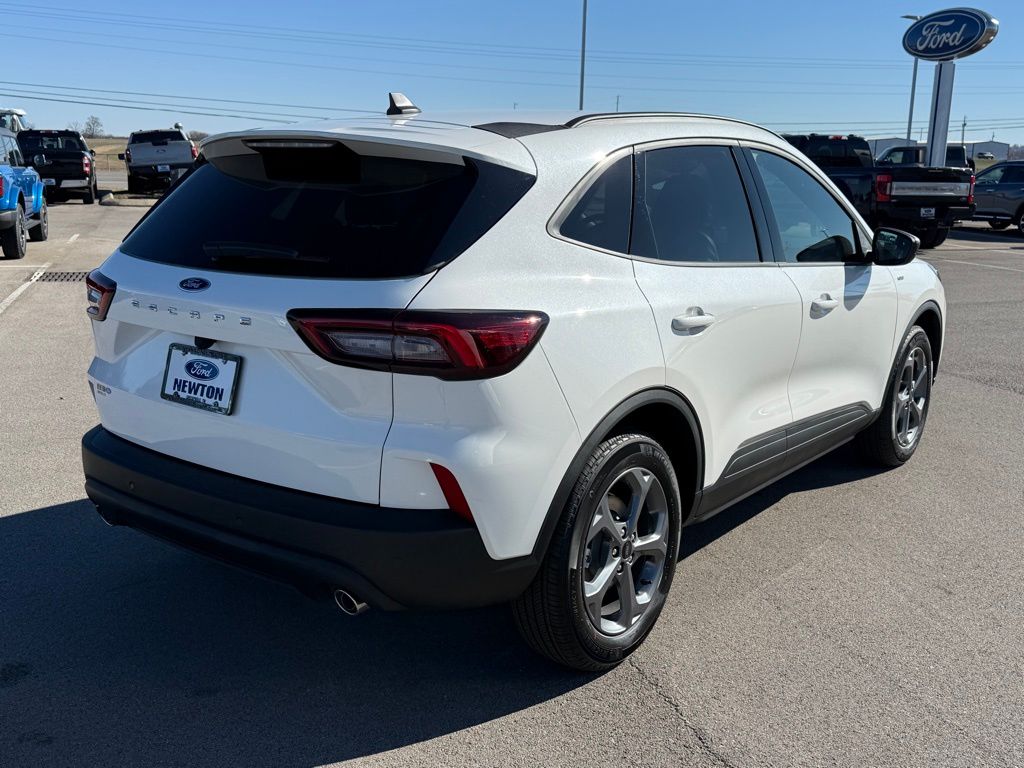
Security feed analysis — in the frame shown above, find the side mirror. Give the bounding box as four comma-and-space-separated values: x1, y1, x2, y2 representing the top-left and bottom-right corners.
117, 153, 125, 161
90, 148, 96, 157
32, 154, 47, 166
871, 227, 919, 266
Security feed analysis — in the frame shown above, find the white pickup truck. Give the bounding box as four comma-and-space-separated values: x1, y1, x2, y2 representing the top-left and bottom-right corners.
119, 124, 197, 193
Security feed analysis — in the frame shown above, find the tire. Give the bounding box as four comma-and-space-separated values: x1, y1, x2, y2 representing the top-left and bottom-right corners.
1017, 209, 1024, 238
0, 202, 27, 259
917, 227, 947, 249
29, 201, 48, 242
126, 174, 139, 195
988, 221, 1010, 230
83, 181, 96, 205
512, 433, 682, 672
856, 326, 933, 467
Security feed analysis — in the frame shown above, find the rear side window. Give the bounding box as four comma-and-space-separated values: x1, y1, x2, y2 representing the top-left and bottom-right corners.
121, 143, 536, 278
750, 150, 856, 263
130, 131, 185, 144
18, 133, 84, 151
631, 145, 760, 263
1002, 166, 1024, 183
558, 154, 632, 252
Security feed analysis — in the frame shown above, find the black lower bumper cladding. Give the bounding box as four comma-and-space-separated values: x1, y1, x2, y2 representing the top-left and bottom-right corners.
81, 426, 537, 610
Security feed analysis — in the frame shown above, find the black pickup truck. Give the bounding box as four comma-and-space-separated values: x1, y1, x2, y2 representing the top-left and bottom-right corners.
782, 134, 975, 248
16, 130, 98, 204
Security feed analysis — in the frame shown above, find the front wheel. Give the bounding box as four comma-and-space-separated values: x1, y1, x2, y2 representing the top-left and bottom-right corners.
0, 203, 27, 259
513, 434, 682, 671
856, 326, 933, 467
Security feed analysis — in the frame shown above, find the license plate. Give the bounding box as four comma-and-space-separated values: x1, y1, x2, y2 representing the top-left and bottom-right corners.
920, 207, 935, 219
157, 164, 170, 172
161, 343, 242, 415
42, 178, 55, 186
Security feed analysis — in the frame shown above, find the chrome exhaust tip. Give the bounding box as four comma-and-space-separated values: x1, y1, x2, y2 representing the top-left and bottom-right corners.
333, 588, 369, 616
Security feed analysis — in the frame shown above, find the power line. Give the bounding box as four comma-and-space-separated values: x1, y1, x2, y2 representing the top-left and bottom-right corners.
0, 91, 293, 123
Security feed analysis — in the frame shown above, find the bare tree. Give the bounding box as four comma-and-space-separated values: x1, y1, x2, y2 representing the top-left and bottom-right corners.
82, 115, 104, 138
188, 130, 210, 142
66, 120, 83, 133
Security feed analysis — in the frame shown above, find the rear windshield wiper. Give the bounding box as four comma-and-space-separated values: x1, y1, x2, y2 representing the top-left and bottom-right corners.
203, 242, 327, 263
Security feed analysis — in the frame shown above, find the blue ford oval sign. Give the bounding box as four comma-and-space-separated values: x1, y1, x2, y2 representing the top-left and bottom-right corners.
184, 359, 219, 380
179, 277, 211, 292
903, 8, 998, 61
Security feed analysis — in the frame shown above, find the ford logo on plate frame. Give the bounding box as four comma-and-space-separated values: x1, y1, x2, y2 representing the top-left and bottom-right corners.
184, 359, 220, 380
179, 277, 211, 292
902, 8, 999, 62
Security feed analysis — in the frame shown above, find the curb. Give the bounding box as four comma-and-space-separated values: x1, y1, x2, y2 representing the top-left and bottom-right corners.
99, 192, 156, 208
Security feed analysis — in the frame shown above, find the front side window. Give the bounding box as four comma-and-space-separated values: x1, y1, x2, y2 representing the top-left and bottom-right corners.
558, 153, 632, 253
631, 145, 759, 263
750, 150, 857, 264
0, 136, 11, 165
976, 166, 1005, 186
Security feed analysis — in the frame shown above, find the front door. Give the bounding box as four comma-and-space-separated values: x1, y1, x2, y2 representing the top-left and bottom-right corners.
973, 164, 1006, 216
743, 146, 898, 427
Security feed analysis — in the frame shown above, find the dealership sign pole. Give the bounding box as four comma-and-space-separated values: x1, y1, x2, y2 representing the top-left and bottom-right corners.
902, 8, 998, 166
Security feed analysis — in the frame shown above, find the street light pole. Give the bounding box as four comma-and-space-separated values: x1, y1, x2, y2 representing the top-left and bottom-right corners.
903, 15, 922, 141
578, 0, 588, 110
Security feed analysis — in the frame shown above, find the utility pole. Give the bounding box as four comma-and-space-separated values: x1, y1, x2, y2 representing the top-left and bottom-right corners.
615, 94, 620, 112
961, 115, 966, 147
578, 0, 588, 110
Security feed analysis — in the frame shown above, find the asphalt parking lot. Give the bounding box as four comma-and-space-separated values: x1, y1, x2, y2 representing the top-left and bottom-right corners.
1, 205, 1022, 767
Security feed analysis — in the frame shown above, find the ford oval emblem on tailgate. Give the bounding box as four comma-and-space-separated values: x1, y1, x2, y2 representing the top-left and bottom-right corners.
184, 359, 219, 380
179, 277, 211, 292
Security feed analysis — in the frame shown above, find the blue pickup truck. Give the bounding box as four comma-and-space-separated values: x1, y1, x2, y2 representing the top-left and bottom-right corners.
1, 126, 48, 259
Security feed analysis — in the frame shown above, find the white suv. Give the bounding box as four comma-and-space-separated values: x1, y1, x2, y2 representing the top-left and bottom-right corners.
82, 104, 945, 671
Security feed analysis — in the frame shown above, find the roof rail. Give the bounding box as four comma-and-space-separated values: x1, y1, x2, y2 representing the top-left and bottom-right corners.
565, 111, 770, 133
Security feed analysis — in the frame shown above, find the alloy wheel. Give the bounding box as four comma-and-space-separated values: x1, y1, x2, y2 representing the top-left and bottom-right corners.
581, 466, 669, 635
892, 346, 929, 448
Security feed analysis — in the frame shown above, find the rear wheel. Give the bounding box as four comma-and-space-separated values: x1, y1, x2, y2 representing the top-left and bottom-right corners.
918, 227, 948, 249
126, 174, 140, 195
83, 180, 97, 205
513, 433, 682, 671
29, 201, 48, 242
856, 326, 932, 467
1, 203, 27, 259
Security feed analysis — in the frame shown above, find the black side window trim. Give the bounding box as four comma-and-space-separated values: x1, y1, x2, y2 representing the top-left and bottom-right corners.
739, 145, 860, 265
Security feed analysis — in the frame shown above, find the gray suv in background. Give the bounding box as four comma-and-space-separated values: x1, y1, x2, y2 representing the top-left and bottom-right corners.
119, 125, 197, 193
972, 161, 1024, 235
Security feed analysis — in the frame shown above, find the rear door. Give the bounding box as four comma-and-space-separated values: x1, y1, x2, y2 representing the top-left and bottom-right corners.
88, 136, 536, 502
629, 141, 803, 491
993, 165, 1024, 219
743, 145, 898, 429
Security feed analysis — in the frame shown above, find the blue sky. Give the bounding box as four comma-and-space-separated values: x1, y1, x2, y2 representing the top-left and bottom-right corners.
2, 0, 1022, 143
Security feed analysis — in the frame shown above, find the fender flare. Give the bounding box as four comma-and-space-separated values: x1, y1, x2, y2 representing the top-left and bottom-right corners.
908, 299, 943, 375
529, 387, 705, 562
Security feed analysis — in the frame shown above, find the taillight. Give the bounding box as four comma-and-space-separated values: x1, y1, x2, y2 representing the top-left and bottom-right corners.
287, 309, 549, 380
82, 155, 91, 175
191, 143, 199, 160
875, 173, 893, 203
968, 174, 975, 205
85, 269, 116, 321
0, 176, 3, 196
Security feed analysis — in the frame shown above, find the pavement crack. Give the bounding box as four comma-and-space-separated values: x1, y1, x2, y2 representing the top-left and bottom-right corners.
626, 656, 740, 768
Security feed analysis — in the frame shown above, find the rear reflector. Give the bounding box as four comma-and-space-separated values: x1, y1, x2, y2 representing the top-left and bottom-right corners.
287, 309, 549, 380
86, 269, 116, 320
430, 463, 474, 523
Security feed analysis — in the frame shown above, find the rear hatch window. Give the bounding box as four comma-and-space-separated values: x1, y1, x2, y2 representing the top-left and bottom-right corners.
120, 140, 536, 279
801, 137, 873, 168
131, 131, 185, 144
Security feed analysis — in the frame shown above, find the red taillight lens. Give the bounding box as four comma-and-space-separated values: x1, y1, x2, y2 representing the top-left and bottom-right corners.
191, 144, 199, 160
0, 176, 4, 196
85, 269, 116, 321
82, 155, 91, 175
968, 174, 975, 205
287, 310, 549, 380
874, 173, 893, 203
430, 463, 473, 523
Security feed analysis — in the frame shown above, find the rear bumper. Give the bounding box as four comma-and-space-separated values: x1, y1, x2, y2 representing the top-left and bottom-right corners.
128, 164, 191, 184
878, 204, 974, 229
81, 425, 538, 610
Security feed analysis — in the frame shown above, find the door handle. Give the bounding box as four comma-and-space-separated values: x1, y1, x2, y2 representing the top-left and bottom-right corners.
811, 294, 839, 313
672, 309, 716, 332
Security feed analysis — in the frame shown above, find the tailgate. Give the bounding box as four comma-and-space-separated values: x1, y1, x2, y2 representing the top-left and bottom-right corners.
890, 167, 973, 200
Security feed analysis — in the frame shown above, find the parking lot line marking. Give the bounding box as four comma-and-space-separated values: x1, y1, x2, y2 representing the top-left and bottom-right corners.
0, 264, 49, 268
925, 257, 1024, 274
0, 263, 50, 317
67, 233, 80, 244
